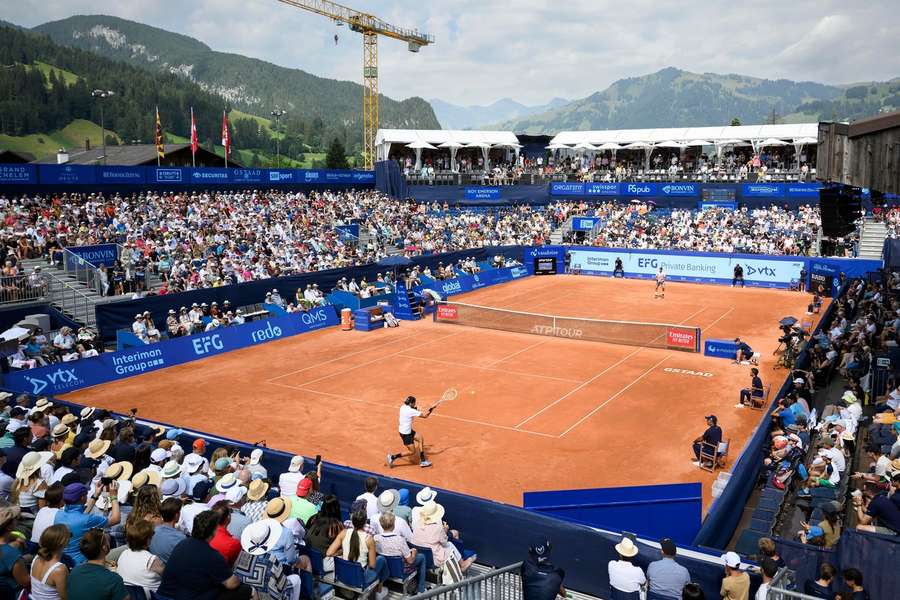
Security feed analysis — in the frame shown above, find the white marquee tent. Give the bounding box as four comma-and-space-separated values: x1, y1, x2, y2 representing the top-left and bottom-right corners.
376, 129, 521, 170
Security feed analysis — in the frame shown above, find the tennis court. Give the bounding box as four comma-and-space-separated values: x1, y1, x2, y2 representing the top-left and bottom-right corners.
62, 275, 821, 508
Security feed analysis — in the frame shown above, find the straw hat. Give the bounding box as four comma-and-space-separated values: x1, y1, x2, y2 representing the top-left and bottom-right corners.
34, 398, 53, 412
132, 469, 162, 490
891, 458, 900, 476
85, 439, 110, 460
215, 473, 239, 493
419, 500, 445, 525
161, 461, 182, 479
51, 424, 70, 439
80, 407, 96, 420
241, 518, 283, 555
415, 487, 437, 506
60, 414, 78, 427
161, 477, 187, 499
615, 537, 639, 558
247, 479, 269, 502
264, 497, 292, 523
104, 461, 134, 482
15, 451, 53, 481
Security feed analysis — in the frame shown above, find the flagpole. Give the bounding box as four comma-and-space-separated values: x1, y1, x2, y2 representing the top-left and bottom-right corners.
156, 106, 161, 167
191, 107, 196, 168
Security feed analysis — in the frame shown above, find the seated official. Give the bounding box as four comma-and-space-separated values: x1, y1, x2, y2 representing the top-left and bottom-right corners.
691, 415, 723, 465
739, 368, 765, 407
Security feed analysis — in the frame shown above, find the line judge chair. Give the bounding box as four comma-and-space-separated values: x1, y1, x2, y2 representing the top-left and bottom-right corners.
699, 439, 730, 472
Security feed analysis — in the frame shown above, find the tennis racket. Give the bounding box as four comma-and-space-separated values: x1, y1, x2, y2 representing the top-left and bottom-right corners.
429, 388, 458, 412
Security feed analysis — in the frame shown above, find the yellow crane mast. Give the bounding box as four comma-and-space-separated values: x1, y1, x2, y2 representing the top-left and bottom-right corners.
275, 0, 434, 169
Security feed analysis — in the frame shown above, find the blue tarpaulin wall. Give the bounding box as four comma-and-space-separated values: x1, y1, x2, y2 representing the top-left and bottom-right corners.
523, 483, 702, 546
374, 160, 408, 199
882, 238, 900, 268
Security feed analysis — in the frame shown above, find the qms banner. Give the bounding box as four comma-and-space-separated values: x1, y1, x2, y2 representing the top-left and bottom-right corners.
566, 248, 805, 288
3, 307, 338, 396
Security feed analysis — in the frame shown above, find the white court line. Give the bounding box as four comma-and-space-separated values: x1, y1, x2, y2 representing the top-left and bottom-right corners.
702, 307, 735, 331
267, 381, 558, 439
396, 353, 583, 384
557, 355, 672, 437
513, 305, 709, 429
485, 339, 547, 367
273, 331, 463, 389
268, 331, 423, 381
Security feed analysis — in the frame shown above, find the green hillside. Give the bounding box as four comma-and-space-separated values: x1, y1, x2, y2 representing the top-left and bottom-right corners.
34, 15, 440, 155
0, 119, 121, 159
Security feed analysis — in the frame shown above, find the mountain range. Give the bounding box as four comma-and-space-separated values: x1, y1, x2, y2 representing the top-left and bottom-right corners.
429, 97, 569, 130
30, 15, 440, 152
495, 67, 900, 133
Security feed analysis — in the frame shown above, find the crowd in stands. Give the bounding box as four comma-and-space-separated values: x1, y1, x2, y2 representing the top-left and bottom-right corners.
0, 394, 490, 600
560, 202, 822, 255
9, 326, 100, 370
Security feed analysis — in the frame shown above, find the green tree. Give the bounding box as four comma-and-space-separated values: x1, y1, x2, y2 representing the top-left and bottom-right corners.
325, 137, 349, 169
730, 117, 741, 126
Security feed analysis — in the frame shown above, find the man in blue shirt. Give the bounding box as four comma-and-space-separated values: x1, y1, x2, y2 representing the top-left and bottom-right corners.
54, 482, 120, 565
733, 338, 753, 364
647, 538, 690, 599
739, 368, 765, 407
692, 416, 723, 464
149, 497, 187, 563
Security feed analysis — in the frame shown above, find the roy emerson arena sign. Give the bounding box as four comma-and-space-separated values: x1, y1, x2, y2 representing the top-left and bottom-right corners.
4, 307, 338, 395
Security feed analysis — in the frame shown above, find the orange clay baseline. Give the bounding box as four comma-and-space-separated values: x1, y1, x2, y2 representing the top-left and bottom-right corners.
64, 276, 823, 511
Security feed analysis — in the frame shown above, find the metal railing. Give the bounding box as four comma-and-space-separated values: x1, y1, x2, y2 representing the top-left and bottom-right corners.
0, 273, 51, 305
407, 562, 523, 600
45, 271, 97, 326
60, 247, 106, 294
767, 568, 821, 600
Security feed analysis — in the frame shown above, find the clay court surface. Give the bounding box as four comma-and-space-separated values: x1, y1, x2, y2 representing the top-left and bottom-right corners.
63, 276, 822, 509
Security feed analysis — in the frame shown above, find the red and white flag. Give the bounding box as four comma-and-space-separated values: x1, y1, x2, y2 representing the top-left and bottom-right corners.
221, 110, 231, 159
190, 107, 198, 155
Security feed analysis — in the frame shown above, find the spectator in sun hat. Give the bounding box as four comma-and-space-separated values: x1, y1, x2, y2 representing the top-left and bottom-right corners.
278, 455, 306, 499
56, 479, 121, 565
647, 537, 690, 599
147, 447, 170, 473
520, 536, 565, 600
412, 501, 475, 572
242, 480, 270, 523
13, 450, 53, 513
246, 448, 267, 480
375, 489, 413, 541
161, 476, 188, 501
411, 486, 438, 527
182, 453, 207, 495
237, 517, 306, 598
608, 536, 645, 594
719, 551, 749, 600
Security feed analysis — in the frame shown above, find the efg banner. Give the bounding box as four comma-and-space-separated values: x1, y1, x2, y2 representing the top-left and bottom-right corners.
3, 307, 338, 396
567, 248, 805, 288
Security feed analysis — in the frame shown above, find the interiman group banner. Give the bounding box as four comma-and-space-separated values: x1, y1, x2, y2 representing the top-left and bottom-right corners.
3, 307, 338, 396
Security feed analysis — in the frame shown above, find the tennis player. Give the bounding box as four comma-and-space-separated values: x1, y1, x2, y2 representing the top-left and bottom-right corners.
654, 267, 666, 299
387, 396, 434, 468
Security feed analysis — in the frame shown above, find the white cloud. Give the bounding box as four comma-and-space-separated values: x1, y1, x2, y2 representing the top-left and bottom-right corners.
3, 0, 899, 105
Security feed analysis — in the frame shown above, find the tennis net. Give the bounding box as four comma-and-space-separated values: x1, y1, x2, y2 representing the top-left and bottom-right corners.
433, 301, 701, 352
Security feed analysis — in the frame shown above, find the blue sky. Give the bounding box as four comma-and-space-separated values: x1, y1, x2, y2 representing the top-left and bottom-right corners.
4, 0, 899, 105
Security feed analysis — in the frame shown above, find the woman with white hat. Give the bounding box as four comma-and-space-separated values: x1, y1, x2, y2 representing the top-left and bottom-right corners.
12, 451, 52, 513
411, 501, 475, 574
237, 518, 303, 600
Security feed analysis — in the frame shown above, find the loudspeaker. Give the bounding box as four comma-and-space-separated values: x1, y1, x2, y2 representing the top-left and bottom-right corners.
820, 186, 860, 238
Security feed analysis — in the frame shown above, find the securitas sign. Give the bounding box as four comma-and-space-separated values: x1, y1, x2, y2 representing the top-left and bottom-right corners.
3, 307, 338, 395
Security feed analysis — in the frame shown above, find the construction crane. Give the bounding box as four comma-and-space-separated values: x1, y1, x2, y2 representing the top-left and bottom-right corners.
276, 0, 434, 169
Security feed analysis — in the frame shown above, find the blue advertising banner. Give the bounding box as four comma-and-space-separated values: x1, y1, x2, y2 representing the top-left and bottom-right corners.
585, 182, 619, 196
97, 166, 146, 185
704, 339, 739, 360
699, 202, 737, 211
417, 265, 529, 298
659, 183, 700, 197
0, 164, 37, 185
66, 244, 118, 268
335, 224, 360, 240
464, 187, 501, 200
152, 167, 186, 183
231, 168, 267, 184
786, 182, 822, 197
571, 217, 601, 232
188, 167, 230, 184
567, 247, 806, 288
524, 245, 567, 273
742, 183, 784, 198
3, 307, 339, 396
549, 182, 585, 196
39, 164, 97, 185
621, 182, 657, 197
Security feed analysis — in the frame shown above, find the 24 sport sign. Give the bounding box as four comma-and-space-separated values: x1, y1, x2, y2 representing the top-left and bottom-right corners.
3, 307, 338, 396
566, 248, 805, 288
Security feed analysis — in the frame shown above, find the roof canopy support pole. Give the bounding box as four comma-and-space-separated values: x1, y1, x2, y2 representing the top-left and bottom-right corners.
793, 142, 804, 170
450, 146, 458, 173
414, 146, 423, 171
482, 146, 490, 171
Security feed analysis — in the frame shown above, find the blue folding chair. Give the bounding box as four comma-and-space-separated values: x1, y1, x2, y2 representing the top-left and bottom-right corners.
609, 588, 640, 600
411, 544, 442, 583
734, 528, 764, 557
757, 496, 781, 512
384, 555, 417, 593
307, 547, 328, 578
125, 585, 148, 600
333, 557, 379, 598
300, 569, 335, 600
749, 518, 772, 534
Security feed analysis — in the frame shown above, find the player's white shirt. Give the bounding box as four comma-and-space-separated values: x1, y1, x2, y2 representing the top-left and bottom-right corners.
656, 271, 666, 283
399, 404, 421, 434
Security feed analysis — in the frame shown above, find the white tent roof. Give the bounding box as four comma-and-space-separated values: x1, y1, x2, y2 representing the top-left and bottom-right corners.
548, 123, 818, 147
376, 129, 520, 148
